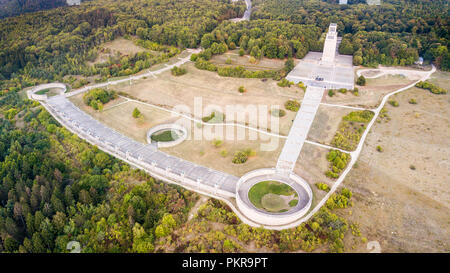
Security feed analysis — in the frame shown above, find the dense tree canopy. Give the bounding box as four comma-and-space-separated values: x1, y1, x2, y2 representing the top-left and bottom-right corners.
0, 0, 245, 91
252, 0, 449, 69
0, 0, 67, 19
0, 0, 448, 253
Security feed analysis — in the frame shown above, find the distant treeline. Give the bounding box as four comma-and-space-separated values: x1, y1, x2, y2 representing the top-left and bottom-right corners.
0, 0, 245, 92
252, 0, 449, 69
0, 0, 68, 19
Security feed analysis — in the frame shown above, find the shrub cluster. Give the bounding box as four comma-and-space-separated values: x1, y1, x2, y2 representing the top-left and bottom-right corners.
326, 188, 353, 209
277, 78, 293, 87
194, 58, 218, 71
342, 110, 374, 123
388, 100, 399, 107
356, 75, 366, 86
327, 88, 359, 96
232, 148, 255, 164
202, 111, 225, 123
83, 88, 117, 110
212, 139, 223, 148
325, 150, 350, 179
415, 81, 447, 94
297, 81, 306, 91
132, 107, 141, 118
315, 183, 330, 192
171, 66, 187, 76
284, 100, 300, 112
217, 65, 278, 79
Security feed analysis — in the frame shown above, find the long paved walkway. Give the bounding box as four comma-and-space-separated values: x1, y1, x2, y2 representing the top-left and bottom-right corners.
276, 85, 325, 173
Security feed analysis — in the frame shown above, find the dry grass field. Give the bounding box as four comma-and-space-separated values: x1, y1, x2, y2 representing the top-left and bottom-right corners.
293, 142, 334, 208
69, 93, 286, 177
307, 105, 354, 145
101, 37, 149, 55
111, 62, 304, 135
87, 37, 150, 66
324, 70, 417, 108
342, 71, 450, 252
70, 94, 179, 143
209, 49, 296, 71
161, 123, 285, 177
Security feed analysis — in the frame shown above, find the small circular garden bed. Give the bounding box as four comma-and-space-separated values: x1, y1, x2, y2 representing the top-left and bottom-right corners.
150, 129, 182, 142
248, 181, 299, 213
147, 124, 187, 147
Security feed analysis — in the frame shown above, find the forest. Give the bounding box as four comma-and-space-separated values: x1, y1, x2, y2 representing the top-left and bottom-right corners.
0, 0, 245, 92
1, 0, 449, 95
0, 0, 67, 19
0, 0, 449, 253
0, 88, 362, 253
252, 0, 449, 68
0, 91, 198, 252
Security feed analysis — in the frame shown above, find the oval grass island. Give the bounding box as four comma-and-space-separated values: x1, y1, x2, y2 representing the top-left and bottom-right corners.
248, 181, 299, 213
236, 168, 313, 226
146, 123, 188, 148
150, 129, 183, 142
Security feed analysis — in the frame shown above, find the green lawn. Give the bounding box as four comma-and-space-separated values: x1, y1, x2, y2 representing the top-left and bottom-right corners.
288, 199, 298, 207
248, 181, 298, 212
150, 129, 181, 142
35, 89, 50, 95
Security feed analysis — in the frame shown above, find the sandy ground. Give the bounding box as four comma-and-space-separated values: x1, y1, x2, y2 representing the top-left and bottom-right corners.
111, 62, 304, 135
342, 75, 450, 252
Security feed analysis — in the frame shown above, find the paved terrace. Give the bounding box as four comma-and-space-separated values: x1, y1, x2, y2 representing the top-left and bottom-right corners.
276, 86, 325, 174
44, 95, 238, 197
286, 52, 354, 90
